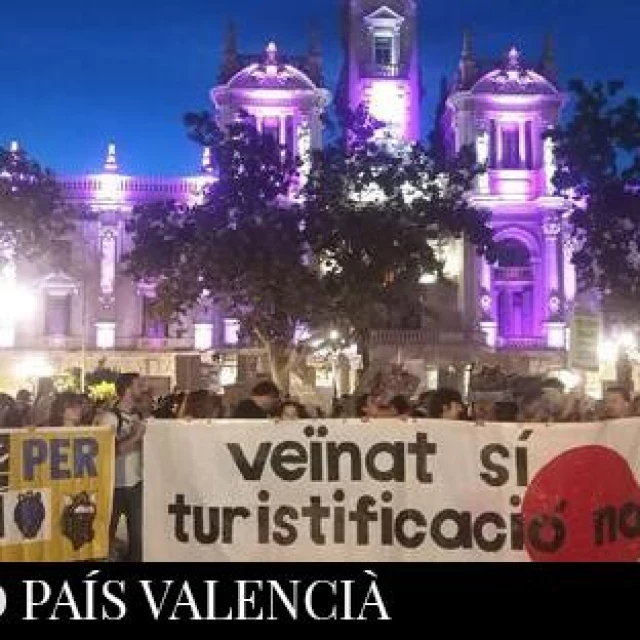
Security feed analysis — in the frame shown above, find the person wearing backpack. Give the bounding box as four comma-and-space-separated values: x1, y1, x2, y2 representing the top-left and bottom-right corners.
99, 372, 146, 562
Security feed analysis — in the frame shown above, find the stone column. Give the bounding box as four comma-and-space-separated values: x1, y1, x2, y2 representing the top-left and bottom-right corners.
519, 122, 527, 168
543, 212, 565, 347
476, 129, 490, 195
478, 256, 497, 347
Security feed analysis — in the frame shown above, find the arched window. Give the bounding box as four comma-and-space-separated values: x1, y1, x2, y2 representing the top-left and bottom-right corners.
496, 238, 531, 268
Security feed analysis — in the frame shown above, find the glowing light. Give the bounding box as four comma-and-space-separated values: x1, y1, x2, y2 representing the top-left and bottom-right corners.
618, 331, 636, 351
598, 339, 617, 363
0, 326, 14, 349
554, 370, 581, 391
194, 323, 214, 351
294, 324, 311, 343
219, 364, 238, 387
441, 239, 463, 280
14, 355, 54, 380
599, 331, 638, 364
98, 173, 121, 202
10, 141, 19, 153
480, 320, 497, 348
367, 81, 407, 134
546, 322, 566, 349
329, 330, 340, 342
223, 318, 240, 345
96, 322, 116, 350
420, 272, 438, 285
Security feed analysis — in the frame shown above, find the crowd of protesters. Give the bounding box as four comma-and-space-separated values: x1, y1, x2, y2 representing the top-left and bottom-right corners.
0, 376, 637, 429
0, 372, 637, 562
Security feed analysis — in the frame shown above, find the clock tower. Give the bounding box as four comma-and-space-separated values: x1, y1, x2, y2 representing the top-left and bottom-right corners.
342, 0, 421, 143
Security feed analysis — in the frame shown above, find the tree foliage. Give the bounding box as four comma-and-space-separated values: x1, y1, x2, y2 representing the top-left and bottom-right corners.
304, 106, 495, 355
126, 105, 495, 383
126, 113, 326, 388
0, 145, 75, 266
552, 79, 640, 300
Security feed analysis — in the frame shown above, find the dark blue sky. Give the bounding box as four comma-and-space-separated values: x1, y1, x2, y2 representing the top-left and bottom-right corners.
0, 0, 638, 176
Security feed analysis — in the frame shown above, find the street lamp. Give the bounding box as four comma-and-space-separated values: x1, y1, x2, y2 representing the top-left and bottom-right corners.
0, 281, 37, 348
599, 330, 638, 393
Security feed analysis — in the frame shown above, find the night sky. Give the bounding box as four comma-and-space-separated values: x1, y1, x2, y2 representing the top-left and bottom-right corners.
0, 0, 638, 176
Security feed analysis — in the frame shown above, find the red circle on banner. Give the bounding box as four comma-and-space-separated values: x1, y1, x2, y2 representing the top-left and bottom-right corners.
522, 446, 640, 562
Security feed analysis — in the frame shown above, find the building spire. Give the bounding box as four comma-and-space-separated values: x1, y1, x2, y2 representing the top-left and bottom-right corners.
506, 45, 521, 70
307, 22, 323, 86
223, 21, 238, 64
462, 29, 473, 60
541, 32, 557, 82
309, 22, 321, 58
459, 29, 477, 88
265, 41, 278, 65
104, 142, 118, 173
9, 140, 19, 154
219, 21, 239, 83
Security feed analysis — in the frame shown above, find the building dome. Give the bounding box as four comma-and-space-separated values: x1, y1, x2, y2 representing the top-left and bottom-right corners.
471, 47, 559, 96
225, 42, 319, 92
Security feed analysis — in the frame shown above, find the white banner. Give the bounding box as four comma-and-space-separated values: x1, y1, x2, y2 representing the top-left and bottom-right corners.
143, 419, 640, 562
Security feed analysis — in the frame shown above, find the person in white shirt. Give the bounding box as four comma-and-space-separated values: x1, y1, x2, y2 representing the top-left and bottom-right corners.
99, 373, 146, 562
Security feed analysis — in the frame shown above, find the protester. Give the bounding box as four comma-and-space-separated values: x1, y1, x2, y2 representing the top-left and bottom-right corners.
603, 386, 632, 419
97, 372, 146, 562
279, 401, 310, 420
180, 390, 224, 419
2, 389, 33, 427
494, 401, 519, 422
632, 394, 640, 417
429, 389, 465, 420
470, 397, 497, 422
137, 389, 156, 420
15, 389, 32, 424
232, 381, 281, 419
0, 394, 19, 427
390, 395, 412, 418
412, 391, 435, 418
49, 392, 85, 427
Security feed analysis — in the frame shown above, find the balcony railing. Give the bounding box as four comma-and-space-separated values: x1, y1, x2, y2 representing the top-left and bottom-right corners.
369, 328, 487, 347
487, 169, 545, 200
497, 337, 548, 350
494, 267, 534, 282
37, 336, 84, 350
370, 329, 439, 346
135, 338, 195, 351
362, 63, 407, 78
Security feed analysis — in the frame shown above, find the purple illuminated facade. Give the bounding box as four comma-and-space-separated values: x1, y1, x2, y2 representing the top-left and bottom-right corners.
1, 1, 575, 391
0, 39, 332, 391
344, 0, 421, 143
446, 37, 573, 353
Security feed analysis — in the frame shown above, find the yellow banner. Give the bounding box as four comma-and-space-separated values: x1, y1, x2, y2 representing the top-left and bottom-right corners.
0, 427, 114, 562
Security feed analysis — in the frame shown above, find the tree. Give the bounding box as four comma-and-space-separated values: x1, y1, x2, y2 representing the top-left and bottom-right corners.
126, 113, 327, 390
0, 144, 76, 267
126, 104, 494, 390
304, 106, 495, 367
551, 80, 640, 302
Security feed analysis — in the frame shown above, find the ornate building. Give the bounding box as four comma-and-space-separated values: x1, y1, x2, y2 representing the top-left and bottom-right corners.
345, 2, 574, 383
0, 39, 330, 393
0, 1, 575, 393
448, 36, 572, 355
342, 0, 421, 143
